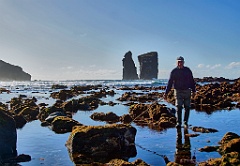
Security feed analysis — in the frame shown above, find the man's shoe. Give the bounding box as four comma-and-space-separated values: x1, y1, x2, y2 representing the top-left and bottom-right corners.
183, 121, 188, 128
176, 123, 181, 128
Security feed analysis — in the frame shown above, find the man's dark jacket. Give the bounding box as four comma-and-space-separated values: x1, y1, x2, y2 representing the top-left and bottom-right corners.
165, 66, 196, 94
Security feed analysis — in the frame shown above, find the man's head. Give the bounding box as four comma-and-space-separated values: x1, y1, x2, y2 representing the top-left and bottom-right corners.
176, 56, 184, 68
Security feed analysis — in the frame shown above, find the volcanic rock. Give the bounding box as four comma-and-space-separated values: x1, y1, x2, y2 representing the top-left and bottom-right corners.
138, 52, 158, 80
122, 51, 138, 80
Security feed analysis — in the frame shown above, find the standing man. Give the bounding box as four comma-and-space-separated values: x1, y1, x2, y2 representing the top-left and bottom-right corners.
164, 56, 196, 128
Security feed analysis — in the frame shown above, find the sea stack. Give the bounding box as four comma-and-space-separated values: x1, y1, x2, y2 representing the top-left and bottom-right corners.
138, 52, 158, 80
122, 51, 138, 80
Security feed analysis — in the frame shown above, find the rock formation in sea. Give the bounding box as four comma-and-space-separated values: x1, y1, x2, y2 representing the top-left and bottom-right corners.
0, 60, 31, 81
122, 51, 138, 80
138, 52, 158, 80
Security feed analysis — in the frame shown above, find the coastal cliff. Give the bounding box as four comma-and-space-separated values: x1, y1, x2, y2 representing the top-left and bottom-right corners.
0, 60, 31, 81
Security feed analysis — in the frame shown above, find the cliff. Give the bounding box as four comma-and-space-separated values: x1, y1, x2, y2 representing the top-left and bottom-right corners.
122, 51, 139, 80
0, 60, 31, 81
138, 52, 158, 80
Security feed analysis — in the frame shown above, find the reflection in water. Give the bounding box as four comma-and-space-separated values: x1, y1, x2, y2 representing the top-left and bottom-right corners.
175, 127, 196, 165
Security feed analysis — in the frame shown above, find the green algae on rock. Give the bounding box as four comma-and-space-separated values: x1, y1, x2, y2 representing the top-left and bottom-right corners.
66, 124, 137, 164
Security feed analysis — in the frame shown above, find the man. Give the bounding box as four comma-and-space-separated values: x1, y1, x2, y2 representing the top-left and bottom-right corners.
164, 56, 196, 128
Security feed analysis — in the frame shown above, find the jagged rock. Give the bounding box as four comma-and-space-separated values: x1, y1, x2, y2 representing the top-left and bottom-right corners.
138, 52, 158, 80
219, 132, 240, 145
0, 60, 31, 81
66, 124, 137, 164
198, 132, 240, 166
122, 51, 138, 80
0, 109, 17, 160
129, 103, 176, 129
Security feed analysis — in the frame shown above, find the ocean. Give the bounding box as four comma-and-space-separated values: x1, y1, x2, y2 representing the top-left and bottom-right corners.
0, 79, 239, 166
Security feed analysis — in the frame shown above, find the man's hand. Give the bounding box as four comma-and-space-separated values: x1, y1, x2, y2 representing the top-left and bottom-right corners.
192, 92, 196, 98
163, 93, 168, 100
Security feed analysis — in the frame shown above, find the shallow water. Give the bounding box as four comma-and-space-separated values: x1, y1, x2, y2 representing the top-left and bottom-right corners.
1, 80, 239, 166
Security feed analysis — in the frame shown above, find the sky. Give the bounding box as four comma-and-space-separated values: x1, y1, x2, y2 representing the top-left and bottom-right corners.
0, 0, 239, 80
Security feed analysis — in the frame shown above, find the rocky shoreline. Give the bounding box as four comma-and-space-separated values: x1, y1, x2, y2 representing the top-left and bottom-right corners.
0, 77, 239, 165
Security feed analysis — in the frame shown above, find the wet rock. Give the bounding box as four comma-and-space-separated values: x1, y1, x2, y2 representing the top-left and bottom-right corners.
199, 132, 240, 166
78, 96, 101, 110
51, 116, 82, 133
13, 114, 27, 129
117, 91, 163, 103
138, 52, 158, 80
0, 109, 17, 160
50, 89, 75, 100
38, 106, 65, 122
0, 87, 11, 93
8, 97, 39, 122
219, 138, 240, 155
194, 76, 232, 82
191, 126, 218, 133
17, 106, 39, 121
66, 124, 137, 164
107, 158, 150, 166
185, 133, 200, 137
120, 114, 133, 124
90, 112, 120, 123
91, 89, 116, 98
15, 154, 31, 162
198, 146, 219, 152
219, 132, 240, 145
45, 111, 66, 123
51, 84, 68, 89
129, 103, 176, 129
122, 51, 138, 80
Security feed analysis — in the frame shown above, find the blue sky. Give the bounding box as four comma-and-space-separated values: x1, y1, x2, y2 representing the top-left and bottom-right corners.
0, 0, 239, 80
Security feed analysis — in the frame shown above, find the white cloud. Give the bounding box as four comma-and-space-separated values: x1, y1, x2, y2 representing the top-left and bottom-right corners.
210, 64, 221, 69
197, 64, 205, 68
61, 66, 73, 70
225, 62, 240, 69
197, 64, 221, 69
206, 65, 211, 68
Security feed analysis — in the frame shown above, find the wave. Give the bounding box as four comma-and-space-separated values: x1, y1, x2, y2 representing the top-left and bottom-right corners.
0, 79, 168, 91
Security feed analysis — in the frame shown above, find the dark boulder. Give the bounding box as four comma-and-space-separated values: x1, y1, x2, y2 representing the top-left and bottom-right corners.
0, 109, 17, 160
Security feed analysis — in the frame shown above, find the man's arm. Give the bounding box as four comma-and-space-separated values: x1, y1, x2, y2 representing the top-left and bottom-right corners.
164, 71, 174, 100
